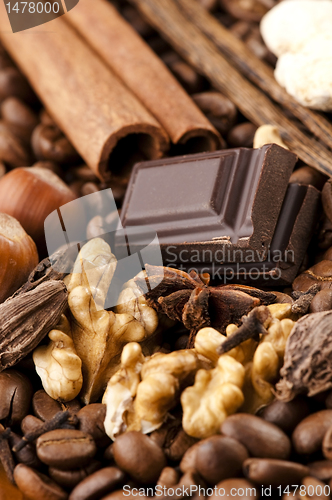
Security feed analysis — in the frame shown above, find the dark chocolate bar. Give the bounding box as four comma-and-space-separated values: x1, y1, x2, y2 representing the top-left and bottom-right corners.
117, 145, 320, 285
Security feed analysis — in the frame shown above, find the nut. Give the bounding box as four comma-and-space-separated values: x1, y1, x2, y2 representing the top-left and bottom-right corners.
0, 213, 38, 303
0, 167, 76, 252
33, 315, 83, 402
253, 125, 288, 150
181, 355, 245, 439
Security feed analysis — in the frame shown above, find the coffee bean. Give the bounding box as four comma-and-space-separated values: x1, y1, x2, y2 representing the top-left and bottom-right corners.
221, 414, 291, 459
323, 426, 332, 460
77, 404, 110, 448
49, 461, 101, 490
292, 410, 332, 455
258, 397, 310, 433
227, 122, 257, 148
1, 97, 38, 141
9, 432, 41, 469
165, 429, 197, 462
0, 67, 35, 103
0, 124, 31, 168
21, 414, 43, 435
68, 467, 125, 500
302, 476, 330, 500
293, 261, 332, 292
33, 390, 62, 421
289, 166, 327, 190
32, 123, 79, 164
192, 91, 237, 135
243, 458, 309, 488
210, 479, 258, 500
72, 165, 98, 183
168, 60, 204, 94
113, 431, 166, 484
157, 467, 180, 488
309, 461, 332, 482
323, 179, 332, 223
310, 290, 332, 313
195, 435, 249, 485
14, 463, 67, 500
0, 369, 33, 426
36, 429, 97, 469
179, 441, 201, 473
33, 161, 63, 178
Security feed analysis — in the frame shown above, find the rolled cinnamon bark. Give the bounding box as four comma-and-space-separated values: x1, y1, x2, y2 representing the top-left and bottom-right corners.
65, 0, 220, 151
0, 9, 169, 180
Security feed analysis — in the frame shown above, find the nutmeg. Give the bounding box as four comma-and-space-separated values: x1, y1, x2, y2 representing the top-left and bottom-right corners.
0, 213, 38, 303
0, 167, 76, 254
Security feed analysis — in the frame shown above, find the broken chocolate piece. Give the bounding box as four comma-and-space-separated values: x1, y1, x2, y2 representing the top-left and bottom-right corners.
118, 145, 320, 284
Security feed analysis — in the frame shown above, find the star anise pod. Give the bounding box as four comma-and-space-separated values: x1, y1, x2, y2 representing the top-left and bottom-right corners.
135, 265, 276, 347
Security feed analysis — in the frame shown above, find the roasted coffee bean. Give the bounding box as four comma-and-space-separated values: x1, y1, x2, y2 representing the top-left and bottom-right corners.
221, 414, 291, 459
230, 21, 251, 40
33, 390, 62, 421
68, 467, 125, 500
113, 431, 167, 484
157, 467, 180, 488
36, 429, 97, 469
310, 290, 332, 313
104, 444, 114, 462
9, 432, 41, 469
21, 414, 44, 435
32, 123, 79, 164
323, 179, 332, 223
195, 435, 249, 485
198, 0, 218, 10
0, 369, 33, 426
14, 463, 67, 500
309, 461, 332, 482
178, 470, 206, 490
289, 166, 327, 190
227, 122, 257, 148
168, 60, 204, 94
293, 261, 332, 292
302, 476, 330, 500
192, 91, 237, 135
0, 67, 35, 103
323, 426, 332, 460
165, 429, 197, 462
0, 124, 31, 168
33, 160, 63, 177
180, 441, 201, 473
1, 97, 38, 141
77, 404, 110, 448
210, 478, 259, 500
243, 458, 309, 488
220, 0, 269, 22
258, 397, 310, 433
49, 461, 101, 490
293, 410, 332, 455
72, 165, 98, 183
174, 334, 190, 350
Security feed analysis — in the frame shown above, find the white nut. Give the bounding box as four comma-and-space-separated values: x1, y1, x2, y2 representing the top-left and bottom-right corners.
260, 1, 332, 57
275, 36, 332, 111
253, 125, 288, 150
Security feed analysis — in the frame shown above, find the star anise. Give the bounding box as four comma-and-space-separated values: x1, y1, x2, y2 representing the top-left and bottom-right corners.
135, 265, 276, 347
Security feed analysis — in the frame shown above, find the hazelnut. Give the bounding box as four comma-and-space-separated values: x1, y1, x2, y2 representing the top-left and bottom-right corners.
0, 167, 76, 253
0, 213, 38, 303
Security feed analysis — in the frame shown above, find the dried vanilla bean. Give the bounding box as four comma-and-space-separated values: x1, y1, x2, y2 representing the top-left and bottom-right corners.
0, 281, 68, 371
217, 306, 271, 355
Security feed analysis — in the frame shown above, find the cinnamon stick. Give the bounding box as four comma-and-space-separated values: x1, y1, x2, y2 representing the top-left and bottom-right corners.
0, 9, 169, 180
176, 0, 332, 151
65, 0, 220, 150
129, 0, 332, 177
